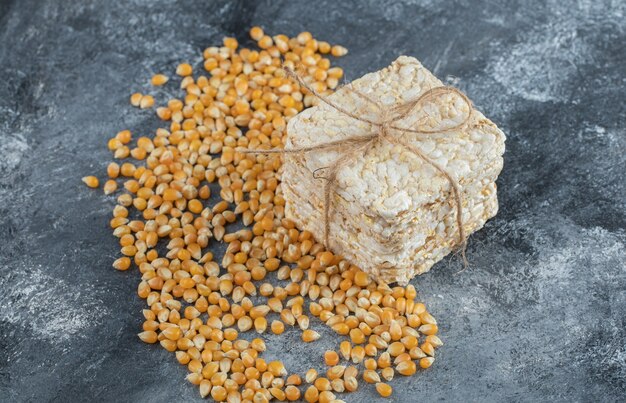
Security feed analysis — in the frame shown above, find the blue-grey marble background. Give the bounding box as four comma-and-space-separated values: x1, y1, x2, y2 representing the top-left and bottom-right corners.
0, 1, 624, 401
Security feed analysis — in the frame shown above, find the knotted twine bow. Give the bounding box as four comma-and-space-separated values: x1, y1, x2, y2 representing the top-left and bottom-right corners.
242, 67, 473, 268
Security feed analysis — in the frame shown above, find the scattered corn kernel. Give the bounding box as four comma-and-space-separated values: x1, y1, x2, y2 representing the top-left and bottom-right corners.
302, 329, 321, 342
396, 360, 417, 376
249, 26, 264, 41
305, 368, 318, 383
138, 330, 157, 344
151, 74, 169, 86
103, 180, 117, 195
376, 382, 393, 398
82, 176, 99, 188
139, 95, 154, 109
93, 28, 441, 401
420, 357, 435, 369
324, 350, 339, 366
271, 320, 285, 335
331, 45, 348, 57
130, 92, 142, 106
176, 63, 192, 76
112, 256, 130, 271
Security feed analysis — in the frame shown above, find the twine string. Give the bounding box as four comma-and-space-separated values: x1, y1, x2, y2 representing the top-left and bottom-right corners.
241, 66, 474, 270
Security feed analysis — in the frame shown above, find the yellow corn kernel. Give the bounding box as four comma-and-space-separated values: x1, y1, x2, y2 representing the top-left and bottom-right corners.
112, 256, 130, 271
350, 345, 365, 363
302, 329, 320, 342
314, 377, 330, 391
258, 35, 273, 49
108, 137, 122, 151
331, 45, 348, 57
364, 369, 381, 384
364, 358, 377, 371
420, 357, 435, 369
254, 317, 267, 334
376, 382, 392, 398
419, 311, 438, 325
130, 92, 142, 106
285, 385, 300, 401
305, 368, 317, 383
327, 67, 344, 79
107, 162, 120, 178
425, 335, 443, 348
349, 328, 365, 344
331, 323, 349, 335
326, 365, 345, 380
250, 338, 266, 352
387, 342, 405, 357
137, 330, 157, 343
421, 341, 435, 357
82, 176, 99, 188
115, 130, 132, 144
237, 316, 252, 332
120, 163, 135, 177
250, 26, 264, 41
324, 350, 339, 366
286, 374, 301, 386
354, 270, 369, 287
396, 360, 417, 376
409, 346, 427, 360
418, 323, 439, 335
267, 360, 287, 377
344, 376, 358, 392
223, 37, 238, 50
176, 63, 193, 76
381, 367, 394, 381
103, 180, 118, 195
377, 351, 391, 368
151, 74, 169, 86
211, 385, 227, 401
339, 340, 351, 360
318, 41, 331, 54
161, 326, 182, 341
270, 320, 284, 335
140, 95, 154, 109
199, 380, 211, 398
304, 385, 318, 403
156, 107, 171, 120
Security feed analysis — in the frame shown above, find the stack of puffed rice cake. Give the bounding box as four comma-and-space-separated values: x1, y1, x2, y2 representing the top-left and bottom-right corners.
281, 56, 505, 285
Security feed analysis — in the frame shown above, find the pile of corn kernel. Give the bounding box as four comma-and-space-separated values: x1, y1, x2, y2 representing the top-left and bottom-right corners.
82, 27, 441, 402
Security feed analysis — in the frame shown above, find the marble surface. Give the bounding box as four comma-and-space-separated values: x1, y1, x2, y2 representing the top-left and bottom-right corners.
0, 0, 624, 401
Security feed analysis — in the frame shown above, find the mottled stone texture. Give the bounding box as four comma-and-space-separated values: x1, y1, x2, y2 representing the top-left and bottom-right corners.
0, 0, 624, 402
